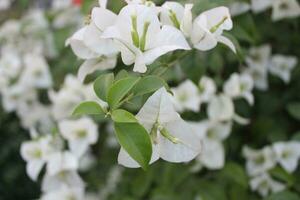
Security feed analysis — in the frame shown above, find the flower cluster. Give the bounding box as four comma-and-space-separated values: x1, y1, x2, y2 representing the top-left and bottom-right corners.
243, 141, 300, 196
244, 44, 298, 91
229, 0, 300, 21
68, 0, 236, 82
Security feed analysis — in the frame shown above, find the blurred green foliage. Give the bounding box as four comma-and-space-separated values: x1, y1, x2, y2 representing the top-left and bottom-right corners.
0, 0, 300, 200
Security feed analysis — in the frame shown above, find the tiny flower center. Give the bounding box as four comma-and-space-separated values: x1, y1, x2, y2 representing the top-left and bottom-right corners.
254, 155, 265, 165
130, 15, 150, 52
279, 2, 289, 10
158, 124, 180, 144
76, 129, 87, 138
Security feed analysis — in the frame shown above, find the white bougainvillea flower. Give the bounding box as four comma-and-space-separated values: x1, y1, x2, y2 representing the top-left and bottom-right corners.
243, 146, 276, 176
46, 151, 78, 176
229, 2, 251, 16
171, 80, 201, 112
160, 2, 194, 37
1, 84, 37, 112
250, 173, 286, 197
59, 117, 99, 158
66, 2, 118, 82
223, 73, 254, 105
245, 45, 271, 91
271, 0, 300, 21
198, 76, 216, 102
190, 120, 231, 170
118, 87, 202, 168
19, 53, 52, 89
268, 55, 297, 83
102, 4, 190, 73
20, 135, 60, 181
273, 141, 300, 173
42, 170, 84, 193
251, 0, 272, 13
191, 7, 236, 53
41, 186, 85, 200
207, 94, 249, 124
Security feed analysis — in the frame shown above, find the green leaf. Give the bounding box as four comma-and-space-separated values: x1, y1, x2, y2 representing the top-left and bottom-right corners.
287, 102, 300, 121
132, 76, 168, 97
111, 109, 138, 123
219, 162, 248, 189
107, 77, 141, 109
115, 70, 129, 81
114, 122, 152, 170
264, 190, 300, 200
292, 131, 300, 141
72, 101, 106, 117
269, 166, 295, 186
93, 73, 114, 102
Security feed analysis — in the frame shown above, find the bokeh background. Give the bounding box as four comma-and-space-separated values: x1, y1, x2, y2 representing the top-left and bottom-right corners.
0, 0, 300, 200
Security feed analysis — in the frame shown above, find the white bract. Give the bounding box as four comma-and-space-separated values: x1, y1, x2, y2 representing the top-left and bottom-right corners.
250, 173, 286, 197
102, 4, 190, 73
198, 76, 216, 102
223, 73, 254, 105
273, 141, 300, 173
171, 80, 201, 112
272, 0, 300, 21
268, 55, 297, 83
59, 117, 99, 158
191, 7, 236, 53
118, 87, 202, 168
41, 187, 85, 200
244, 45, 271, 91
229, 2, 251, 17
20, 135, 60, 181
190, 120, 231, 170
243, 146, 276, 176
207, 94, 234, 122
67, 1, 118, 82
251, 0, 272, 13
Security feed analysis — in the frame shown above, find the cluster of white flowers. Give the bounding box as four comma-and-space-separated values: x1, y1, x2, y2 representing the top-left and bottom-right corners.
0, 6, 102, 199
68, 0, 236, 82
170, 72, 253, 170
243, 141, 300, 197
0, 0, 12, 11
243, 44, 298, 91
0, 10, 56, 131
229, 0, 300, 21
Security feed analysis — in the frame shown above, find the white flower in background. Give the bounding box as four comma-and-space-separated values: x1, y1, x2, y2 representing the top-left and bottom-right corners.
207, 94, 234, 122
0, 51, 22, 84
118, 87, 202, 168
17, 101, 53, 131
0, 20, 20, 42
41, 187, 85, 200
49, 75, 106, 120
198, 76, 216, 102
268, 55, 297, 83
229, 2, 251, 17
67, 2, 118, 82
78, 151, 96, 172
273, 141, 300, 173
245, 45, 271, 91
102, 4, 190, 73
223, 73, 254, 105
59, 117, 99, 158
243, 146, 276, 176
190, 120, 232, 170
250, 173, 286, 197
271, 0, 300, 21
19, 53, 52, 89
1, 84, 37, 112
0, 0, 11, 10
20, 136, 59, 181
42, 170, 84, 193
46, 151, 78, 176
171, 80, 201, 112
251, 0, 272, 13
160, 2, 194, 37
191, 7, 236, 53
